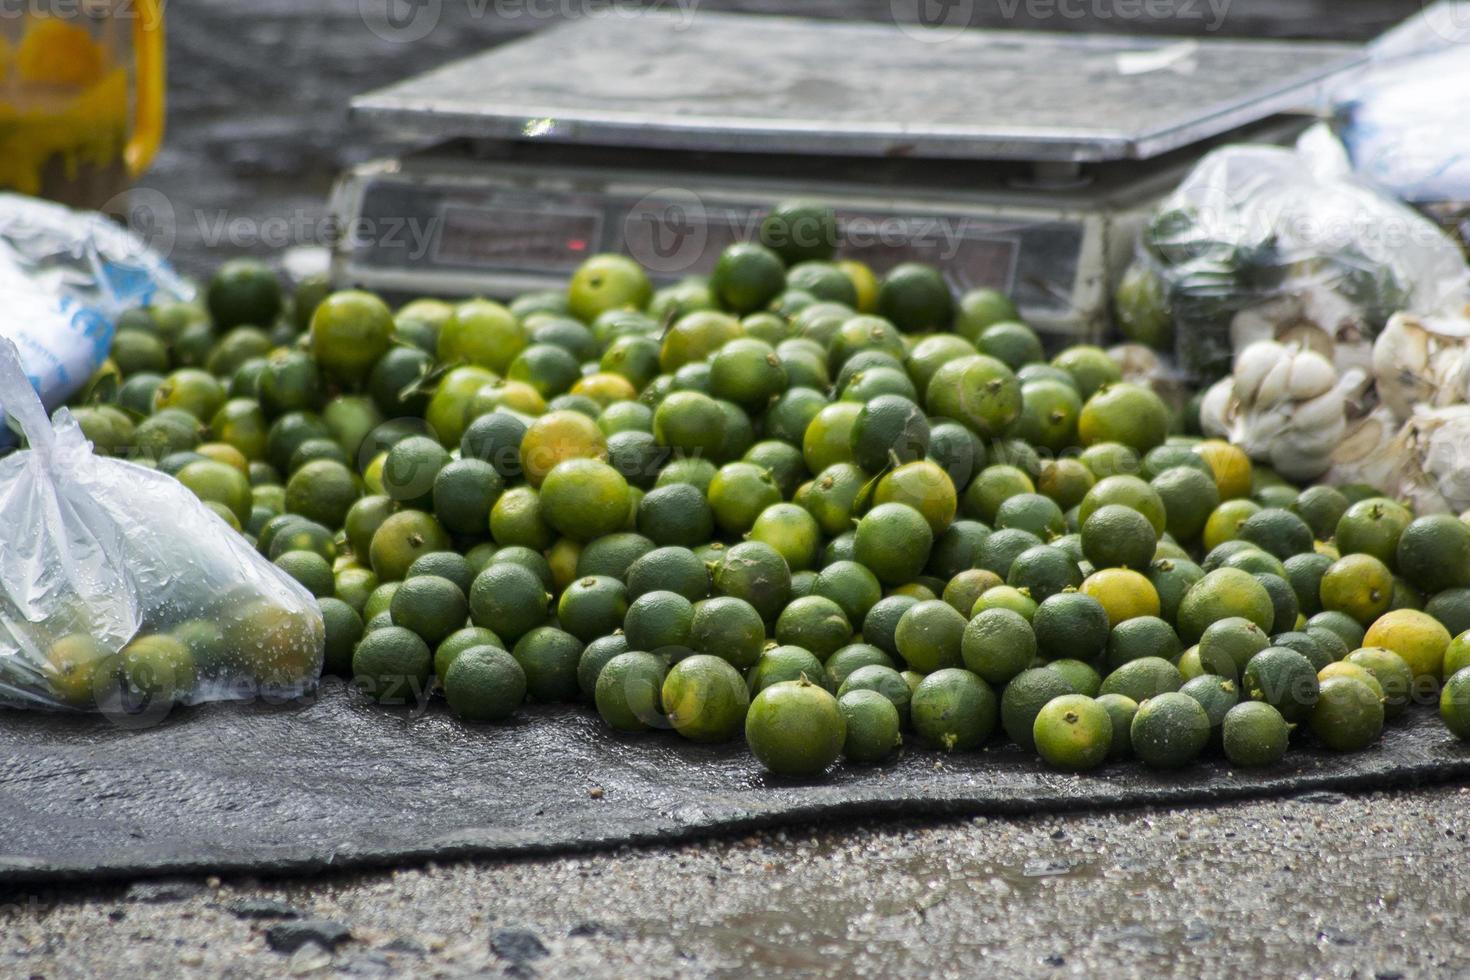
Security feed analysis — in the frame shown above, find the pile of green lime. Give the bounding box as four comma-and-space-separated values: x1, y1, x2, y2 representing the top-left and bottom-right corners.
59, 201, 1470, 775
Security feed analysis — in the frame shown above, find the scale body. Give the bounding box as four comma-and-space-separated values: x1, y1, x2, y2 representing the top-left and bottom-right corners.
332, 13, 1362, 345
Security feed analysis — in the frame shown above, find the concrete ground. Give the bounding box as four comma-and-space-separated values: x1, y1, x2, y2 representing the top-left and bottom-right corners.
10, 3, 1460, 976
2, 783, 1466, 977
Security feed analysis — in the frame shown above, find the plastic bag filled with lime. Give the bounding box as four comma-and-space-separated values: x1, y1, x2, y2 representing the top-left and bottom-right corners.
0, 336, 323, 717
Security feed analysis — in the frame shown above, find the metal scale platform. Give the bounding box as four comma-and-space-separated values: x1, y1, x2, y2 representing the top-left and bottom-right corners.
331, 12, 1363, 342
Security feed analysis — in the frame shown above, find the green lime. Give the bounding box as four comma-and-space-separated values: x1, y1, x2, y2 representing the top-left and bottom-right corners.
662, 654, 750, 742
893, 599, 966, 673
942, 568, 1003, 618
207, 258, 281, 329
439, 298, 526, 373
861, 595, 919, 658
1113, 263, 1171, 348
912, 668, 997, 751
575, 634, 629, 700
854, 503, 934, 586
877, 263, 953, 332
116, 633, 195, 708
707, 462, 781, 536
745, 679, 847, 774
595, 651, 669, 732
1030, 591, 1109, 663
954, 288, 1019, 344
1198, 616, 1270, 677
959, 607, 1035, 686
1006, 545, 1082, 602
153, 368, 227, 422
535, 458, 630, 543
1440, 667, 1470, 740
435, 626, 505, 680
711, 243, 786, 314
1221, 701, 1289, 768
1309, 676, 1384, 751
1242, 646, 1320, 723
708, 337, 786, 411
369, 510, 451, 583
1335, 498, 1413, 567
468, 563, 549, 643
924, 354, 1022, 437
627, 545, 710, 603
273, 550, 334, 598
1051, 346, 1121, 400
387, 573, 467, 648
1078, 382, 1169, 454
963, 465, 1034, 524
1150, 466, 1219, 544
1080, 503, 1157, 571
1003, 666, 1084, 753
1106, 616, 1182, 671
1032, 694, 1112, 771
568, 254, 652, 322
444, 646, 526, 723
1396, 514, 1470, 594
316, 598, 365, 677
759, 201, 837, 264
1179, 673, 1239, 731
825, 644, 896, 690
309, 290, 394, 384
836, 689, 901, 764
995, 493, 1065, 540
1290, 485, 1349, 541
352, 626, 432, 705
1234, 508, 1315, 561
652, 390, 726, 458
973, 585, 1038, 621
1079, 475, 1167, 537
1129, 691, 1210, 769
1098, 656, 1183, 703
1176, 568, 1275, 643
512, 626, 584, 702
749, 645, 826, 695
660, 310, 742, 374
837, 664, 912, 725
775, 596, 853, 661
850, 394, 930, 474
635, 483, 715, 548
975, 321, 1043, 371
1320, 553, 1395, 626
689, 596, 767, 670
1094, 693, 1138, 760
1344, 647, 1413, 719
623, 590, 695, 653
1007, 378, 1081, 453
554, 576, 627, 643
810, 561, 883, 628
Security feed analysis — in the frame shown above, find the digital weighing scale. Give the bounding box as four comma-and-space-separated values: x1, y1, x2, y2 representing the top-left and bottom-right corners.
330, 13, 1364, 344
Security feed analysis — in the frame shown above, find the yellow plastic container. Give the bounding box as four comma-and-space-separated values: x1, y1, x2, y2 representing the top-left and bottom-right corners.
0, 1, 164, 205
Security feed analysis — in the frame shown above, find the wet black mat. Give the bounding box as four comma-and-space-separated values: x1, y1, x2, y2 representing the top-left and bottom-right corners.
1, 680, 1467, 884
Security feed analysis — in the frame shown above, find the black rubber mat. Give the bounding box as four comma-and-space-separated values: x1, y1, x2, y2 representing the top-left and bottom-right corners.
1, 679, 1467, 883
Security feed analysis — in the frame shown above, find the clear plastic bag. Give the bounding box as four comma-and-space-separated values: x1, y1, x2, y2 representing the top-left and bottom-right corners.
1119, 125, 1470, 382
0, 337, 323, 716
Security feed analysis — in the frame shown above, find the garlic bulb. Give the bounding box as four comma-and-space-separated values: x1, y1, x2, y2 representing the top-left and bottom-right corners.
1229, 286, 1374, 377
1391, 406, 1470, 515
1323, 406, 1402, 494
1198, 340, 1350, 481
1370, 312, 1470, 422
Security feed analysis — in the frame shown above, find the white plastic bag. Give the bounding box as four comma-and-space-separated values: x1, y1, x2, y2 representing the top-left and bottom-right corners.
0, 337, 322, 714
0, 193, 191, 423
1120, 125, 1470, 381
